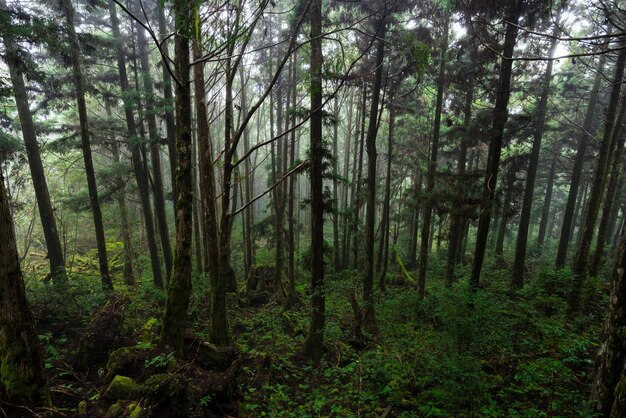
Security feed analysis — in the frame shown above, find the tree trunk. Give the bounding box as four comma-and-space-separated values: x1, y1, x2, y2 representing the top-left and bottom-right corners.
0, 169, 50, 406
590, 219, 626, 415
303, 0, 325, 363
160, 3, 193, 355
363, 17, 386, 331
537, 145, 558, 246
332, 96, 341, 272
158, 4, 177, 197
240, 66, 255, 278
109, 0, 163, 289
341, 89, 355, 269
137, 20, 173, 281
285, 54, 299, 309
378, 103, 395, 291
61, 0, 112, 290
469, 0, 521, 290
591, 127, 626, 277
569, 47, 626, 315
2, 18, 67, 287
511, 35, 557, 289
556, 52, 606, 267
352, 83, 367, 270
418, 13, 449, 297
445, 83, 473, 285
106, 102, 134, 285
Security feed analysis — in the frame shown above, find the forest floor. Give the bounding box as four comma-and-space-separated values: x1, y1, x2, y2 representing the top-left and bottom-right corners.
15, 252, 604, 417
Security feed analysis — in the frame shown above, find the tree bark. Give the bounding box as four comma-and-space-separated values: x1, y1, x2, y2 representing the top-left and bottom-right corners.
470, 0, 521, 290
590, 219, 626, 415
61, 0, 112, 290
0, 169, 50, 406
160, 2, 193, 355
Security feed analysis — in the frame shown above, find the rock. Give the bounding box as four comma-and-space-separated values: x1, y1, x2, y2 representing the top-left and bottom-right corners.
75, 294, 129, 372
105, 347, 142, 383
105, 375, 142, 400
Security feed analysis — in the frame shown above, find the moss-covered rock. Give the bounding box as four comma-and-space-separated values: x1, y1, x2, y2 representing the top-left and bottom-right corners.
105, 346, 143, 383
104, 375, 142, 400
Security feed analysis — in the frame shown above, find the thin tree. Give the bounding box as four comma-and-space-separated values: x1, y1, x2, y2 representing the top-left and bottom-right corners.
511, 35, 558, 289
1, 8, 67, 287
109, 0, 163, 288
418, 11, 449, 297
469, 0, 522, 289
60, 0, 112, 290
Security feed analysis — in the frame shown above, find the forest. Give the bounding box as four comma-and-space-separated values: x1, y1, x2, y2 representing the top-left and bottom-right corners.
1, 0, 626, 416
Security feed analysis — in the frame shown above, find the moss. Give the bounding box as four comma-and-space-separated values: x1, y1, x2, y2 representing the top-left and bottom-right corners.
105, 400, 126, 417
78, 400, 88, 415
105, 347, 141, 383
0, 344, 49, 405
105, 375, 142, 400
127, 401, 146, 418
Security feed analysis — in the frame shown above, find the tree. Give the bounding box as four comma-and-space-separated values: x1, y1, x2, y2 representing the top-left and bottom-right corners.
303, 0, 325, 363
569, 46, 626, 315
418, 10, 448, 298
511, 34, 558, 289
108, 0, 163, 289
160, 0, 193, 355
0, 168, 50, 406
469, 0, 522, 289
60, 0, 112, 291
1, 4, 67, 287
362, 12, 386, 331
590, 219, 626, 415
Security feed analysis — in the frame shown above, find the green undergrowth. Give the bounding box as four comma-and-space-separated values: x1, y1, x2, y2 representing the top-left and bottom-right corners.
21, 253, 604, 417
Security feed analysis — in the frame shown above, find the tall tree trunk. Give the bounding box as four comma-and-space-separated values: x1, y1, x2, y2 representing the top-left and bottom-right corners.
352, 84, 367, 270
469, 0, 521, 289
592, 128, 626, 276
569, 47, 626, 315
61, 0, 112, 290
511, 35, 558, 289
363, 17, 386, 331
496, 169, 514, 257
284, 55, 299, 309
137, 20, 173, 281
303, 0, 325, 363
109, 0, 163, 289
0, 169, 50, 406
408, 169, 421, 267
556, 52, 607, 267
418, 13, 449, 297
160, 3, 193, 355
2, 18, 67, 287
590, 219, 626, 415
537, 144, 558, 246
158, 4, 177, 197
240, 66, 255, 278
379, 103, 395, 291
332, 96, 341, 272
445, 83, 473, 284
106, 102, 134, 285
341, 89, 355, 269
192, 130, 203, 274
